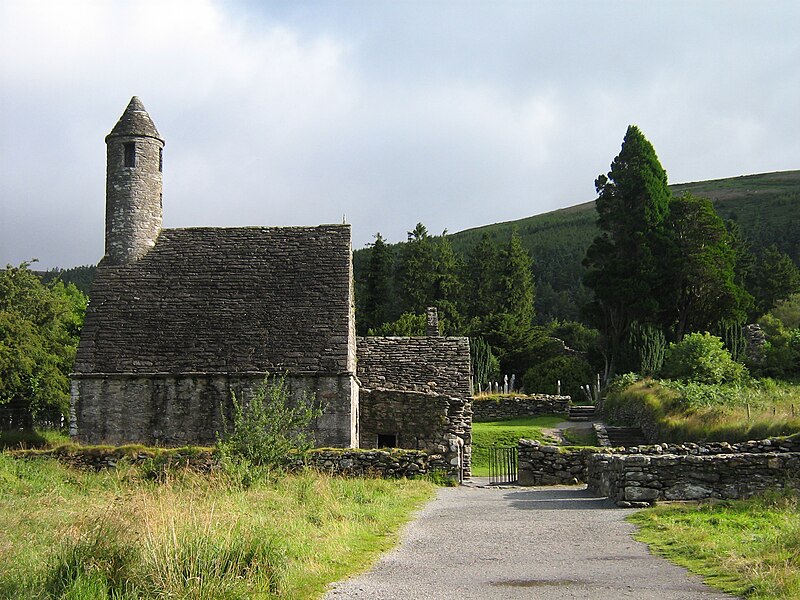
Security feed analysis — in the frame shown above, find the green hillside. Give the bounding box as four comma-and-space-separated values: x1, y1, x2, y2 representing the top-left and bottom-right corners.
354, 170, 800, 324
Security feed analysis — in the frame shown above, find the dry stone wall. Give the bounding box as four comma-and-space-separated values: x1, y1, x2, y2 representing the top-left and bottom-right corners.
16, 446, 443, 480
518, 433, 800, 505
359, 388, 471, 478
473, 395, 570, 421
517, 440, 599, 485
304, 448, 448, 478
587, 451, 800, 506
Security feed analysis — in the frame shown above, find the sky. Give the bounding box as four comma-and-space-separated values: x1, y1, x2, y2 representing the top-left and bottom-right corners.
1, 0, 798, 270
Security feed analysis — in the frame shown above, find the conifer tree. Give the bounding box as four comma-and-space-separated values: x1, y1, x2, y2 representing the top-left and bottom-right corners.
583, 125, 671, 376
465, 232, 499, 319
663, 194, 751, 340
397, 223, 437, 314
498, 228, 535, 325
362, 232, 393, 332
750, 245, 800, 318
432, 233, 464, 331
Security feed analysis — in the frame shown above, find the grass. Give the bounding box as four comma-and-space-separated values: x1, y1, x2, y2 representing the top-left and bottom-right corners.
0, 453, 436, 599
630, 491, 800, 599
605, 379, 800, 443
561, 425, 598, 446
471, 415, 564, 476
0, 428, 71, 450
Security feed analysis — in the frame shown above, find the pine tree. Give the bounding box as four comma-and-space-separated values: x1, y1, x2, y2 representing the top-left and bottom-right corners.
397, 223, 437, 314
498, 228, 535, 326
465, 232, 499, 319
432, 233, 464, 331
362, 232, 393, 333
583, 125, 671, 377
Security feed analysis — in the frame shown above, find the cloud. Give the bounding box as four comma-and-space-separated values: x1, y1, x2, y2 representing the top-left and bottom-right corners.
1, 0, 798, 267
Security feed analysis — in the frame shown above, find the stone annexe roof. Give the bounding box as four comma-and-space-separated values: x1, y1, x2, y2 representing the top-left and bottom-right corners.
75, 225, 352, 375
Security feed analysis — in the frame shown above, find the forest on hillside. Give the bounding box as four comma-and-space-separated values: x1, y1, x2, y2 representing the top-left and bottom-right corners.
354, 170, 800, 326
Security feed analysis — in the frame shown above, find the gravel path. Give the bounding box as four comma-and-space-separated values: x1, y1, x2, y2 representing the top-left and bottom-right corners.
324, 484, 738, 600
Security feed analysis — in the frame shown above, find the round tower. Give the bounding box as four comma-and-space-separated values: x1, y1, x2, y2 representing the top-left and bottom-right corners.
104, 96, 165, 264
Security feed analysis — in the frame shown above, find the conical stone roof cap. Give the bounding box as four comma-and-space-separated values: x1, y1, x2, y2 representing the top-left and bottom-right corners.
106, 96, 163, 142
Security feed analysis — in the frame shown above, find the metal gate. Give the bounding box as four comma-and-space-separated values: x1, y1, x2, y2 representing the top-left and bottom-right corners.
488, 446, 518, 484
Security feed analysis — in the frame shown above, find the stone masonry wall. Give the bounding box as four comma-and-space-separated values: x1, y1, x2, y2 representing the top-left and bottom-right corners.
359, 388, 472, 478
587, 451, 800, 506
18, 446, 442, 480
305, 448, 447, 478
71, 372, 358, 448
518, 433, 800, 504
356, 336, 472, 398
517, 440, 600, 485
473, 395, 570, 421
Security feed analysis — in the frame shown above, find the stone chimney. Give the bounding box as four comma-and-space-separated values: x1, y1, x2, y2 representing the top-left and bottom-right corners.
425, 307, 440, 336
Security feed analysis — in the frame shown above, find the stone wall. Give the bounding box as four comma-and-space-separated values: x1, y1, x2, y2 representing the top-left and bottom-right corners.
587, 451, 800, 506
16, 446, 444, 480
517, 440, 600, 485
71, 372, 358, 448
305, 448, 447, 478
518, 433, 800, 505
359, 388, 471, 478
356, 336, 472, 398
473, 395, 570, 421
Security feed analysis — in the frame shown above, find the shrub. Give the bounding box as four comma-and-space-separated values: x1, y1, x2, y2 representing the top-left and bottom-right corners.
217, 374, 322, 468
523, 355, 594, 400
661, 332, 747, 384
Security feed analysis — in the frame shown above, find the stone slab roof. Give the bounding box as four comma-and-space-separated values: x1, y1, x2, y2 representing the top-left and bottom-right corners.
75, 225, 353, 375
356, 336, 472, 398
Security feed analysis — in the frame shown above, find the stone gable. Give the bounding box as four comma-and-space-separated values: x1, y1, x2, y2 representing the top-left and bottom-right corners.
356, 336, 472, 398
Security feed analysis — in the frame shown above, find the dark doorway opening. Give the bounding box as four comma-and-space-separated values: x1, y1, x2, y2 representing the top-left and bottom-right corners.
377, 433, 398, 448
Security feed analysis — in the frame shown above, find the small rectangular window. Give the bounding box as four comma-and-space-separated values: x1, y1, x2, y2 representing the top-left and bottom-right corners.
123, 143, 136, 167
159, 148, 163, 172
377, 433, 398, 448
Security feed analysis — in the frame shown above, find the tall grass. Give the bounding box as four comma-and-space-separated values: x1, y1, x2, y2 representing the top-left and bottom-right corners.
0, 454, 435, 599
604, 379, 800, 443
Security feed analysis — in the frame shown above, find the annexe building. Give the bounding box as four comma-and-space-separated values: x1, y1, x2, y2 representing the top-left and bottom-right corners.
71, 98, 472, 475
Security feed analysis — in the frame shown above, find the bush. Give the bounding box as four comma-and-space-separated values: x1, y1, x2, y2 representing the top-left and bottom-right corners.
523, 355, 594, 400
661, 332, 746, 384
217, 374, 322, 468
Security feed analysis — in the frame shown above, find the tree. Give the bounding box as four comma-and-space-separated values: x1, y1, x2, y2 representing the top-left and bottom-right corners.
0, 263, 87, 429
583, 125, 672, 377
497, 228, 535, 325
397, 223, 437, 314
465, 232, 499, 319
361, 232, 393, 333
431, 233, 464, 331
749, 245, 800, 318
662, 194, 752, 341
661, 332, 746, 384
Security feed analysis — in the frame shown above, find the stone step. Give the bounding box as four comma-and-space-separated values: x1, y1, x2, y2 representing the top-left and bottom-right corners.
605, 426, 647, 447
568, 405, 597, 421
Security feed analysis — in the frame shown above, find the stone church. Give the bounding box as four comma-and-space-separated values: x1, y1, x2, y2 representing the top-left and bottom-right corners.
71, 97, 473, 475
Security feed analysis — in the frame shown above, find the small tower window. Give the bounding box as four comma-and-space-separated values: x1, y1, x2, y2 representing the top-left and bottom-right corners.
123, 143, 136, 167
159, 148, 163, 172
